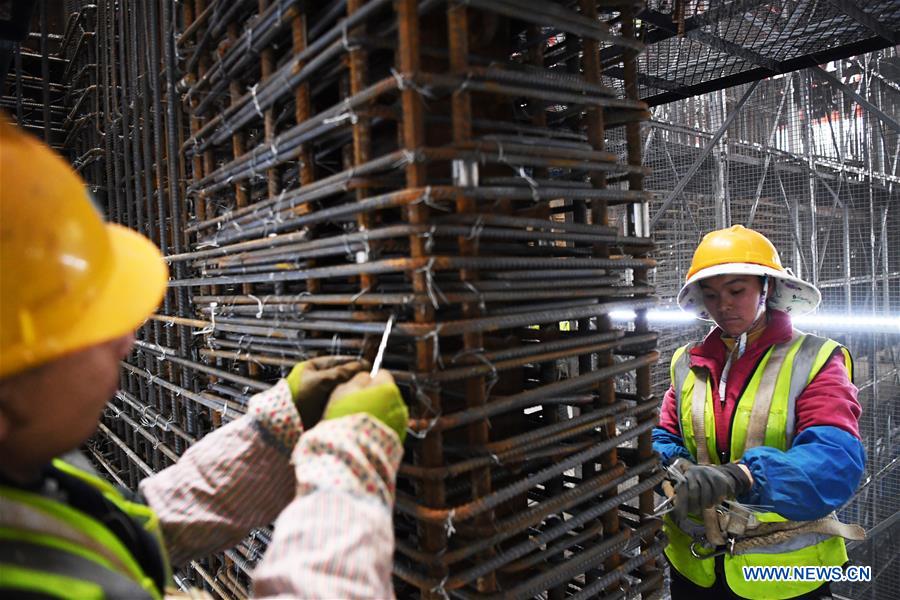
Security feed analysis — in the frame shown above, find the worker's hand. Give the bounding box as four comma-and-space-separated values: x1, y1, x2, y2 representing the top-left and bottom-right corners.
323, 370, 408, 443
286, 356, 369, 429
672, 463, 753, 522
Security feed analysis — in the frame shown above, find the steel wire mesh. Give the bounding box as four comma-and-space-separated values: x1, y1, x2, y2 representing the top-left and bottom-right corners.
643, 49, 900, 600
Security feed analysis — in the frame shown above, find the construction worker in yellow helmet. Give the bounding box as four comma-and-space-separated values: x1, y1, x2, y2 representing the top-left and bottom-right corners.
0, 116, 409, 598
653, 225, 866, 599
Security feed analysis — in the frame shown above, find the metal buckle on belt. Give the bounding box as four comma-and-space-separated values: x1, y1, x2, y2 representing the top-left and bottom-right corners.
690, 536, 735, 559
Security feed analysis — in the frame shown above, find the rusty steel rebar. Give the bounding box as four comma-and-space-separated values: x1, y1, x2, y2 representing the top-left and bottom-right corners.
15, 1, 665, 597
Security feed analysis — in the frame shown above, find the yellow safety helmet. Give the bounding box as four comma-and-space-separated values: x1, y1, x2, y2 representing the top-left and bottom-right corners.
677, 225, 820, 320
0, 116, 168, 378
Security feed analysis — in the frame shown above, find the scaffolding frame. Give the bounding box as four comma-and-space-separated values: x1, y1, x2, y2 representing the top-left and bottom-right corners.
636, 49, 899, 600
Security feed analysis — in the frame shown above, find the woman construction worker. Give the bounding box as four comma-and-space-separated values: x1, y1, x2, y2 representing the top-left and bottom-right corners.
652, 225, 866, 600
0, 116, 409, 598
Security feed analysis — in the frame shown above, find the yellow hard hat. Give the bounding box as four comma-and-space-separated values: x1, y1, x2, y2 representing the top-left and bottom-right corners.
677, 225, 820, 320
0, 116, 168, 378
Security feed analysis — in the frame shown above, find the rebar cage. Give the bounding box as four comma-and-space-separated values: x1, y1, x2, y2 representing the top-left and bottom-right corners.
5, 1, 668, 598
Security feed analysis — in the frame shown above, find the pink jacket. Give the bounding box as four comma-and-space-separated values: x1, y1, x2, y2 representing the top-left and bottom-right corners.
658, 309, 861, 458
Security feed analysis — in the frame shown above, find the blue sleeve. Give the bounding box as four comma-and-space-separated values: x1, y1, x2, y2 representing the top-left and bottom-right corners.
738, 425, 866, 521
652, 427, 692, 466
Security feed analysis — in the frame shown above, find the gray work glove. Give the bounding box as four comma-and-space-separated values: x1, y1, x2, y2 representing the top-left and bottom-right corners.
672, 463, 752, 522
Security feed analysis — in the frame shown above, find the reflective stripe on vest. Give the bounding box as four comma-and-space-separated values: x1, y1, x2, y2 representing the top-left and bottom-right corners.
0, 538, 153, 599
671, 344, 694, 433
0, 564, 105, 599
783, 335, 852, 447
741, 331, 801, 452
51, 458, 170, 575
0, 462, 169, 600
666, 331, 852, 598
690, 368, 714, 463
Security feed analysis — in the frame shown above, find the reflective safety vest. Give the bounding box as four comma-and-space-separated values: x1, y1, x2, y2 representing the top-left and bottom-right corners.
0, 459, 171, 599
664, 331, 854, 599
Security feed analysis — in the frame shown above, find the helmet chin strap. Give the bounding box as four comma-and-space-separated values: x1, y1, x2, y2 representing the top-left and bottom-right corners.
718, 275, 769, 405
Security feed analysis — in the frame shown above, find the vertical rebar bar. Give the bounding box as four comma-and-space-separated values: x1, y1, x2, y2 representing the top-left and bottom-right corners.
447, 2, 495, 593
40, 0, 50, 143
802, 71, 819, 286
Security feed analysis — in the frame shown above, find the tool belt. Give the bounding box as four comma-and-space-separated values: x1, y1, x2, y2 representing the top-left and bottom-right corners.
690, 503, 866, 559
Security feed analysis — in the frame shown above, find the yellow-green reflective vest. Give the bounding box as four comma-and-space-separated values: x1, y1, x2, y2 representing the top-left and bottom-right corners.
0, 459, 171, 599
664, 331, 853, 600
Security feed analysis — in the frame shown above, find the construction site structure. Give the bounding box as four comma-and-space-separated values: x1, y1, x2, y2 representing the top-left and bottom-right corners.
3, 1, 898, 599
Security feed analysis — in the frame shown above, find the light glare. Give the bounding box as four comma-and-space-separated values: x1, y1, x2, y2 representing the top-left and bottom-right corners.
609, 309, 900, 333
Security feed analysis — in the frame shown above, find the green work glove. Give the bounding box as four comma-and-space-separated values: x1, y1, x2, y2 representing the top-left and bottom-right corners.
672, 463, 753, 522
323, 370, 408, 443
286, 356, 369, 429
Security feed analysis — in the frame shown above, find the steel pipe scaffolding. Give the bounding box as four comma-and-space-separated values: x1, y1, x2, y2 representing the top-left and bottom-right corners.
5, 1, 666, 598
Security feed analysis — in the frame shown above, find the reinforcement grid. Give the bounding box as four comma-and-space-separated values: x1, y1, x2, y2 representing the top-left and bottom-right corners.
3, 1, 669, 598
615, 48, 898, 600
628, 0, 900, 102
